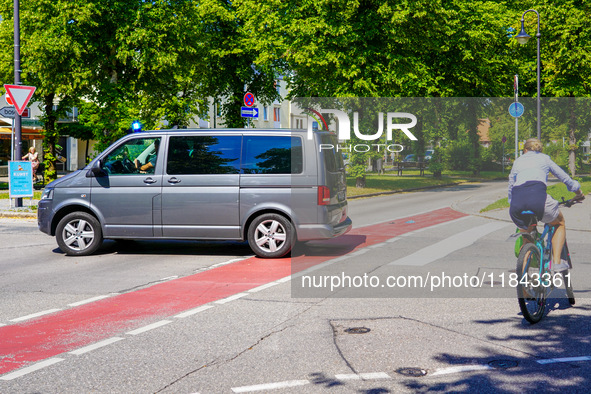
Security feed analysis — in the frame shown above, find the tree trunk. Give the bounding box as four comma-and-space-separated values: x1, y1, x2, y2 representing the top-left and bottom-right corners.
41, 94, 59, 183
568, 98, 577, 177
356, 176, 366, 188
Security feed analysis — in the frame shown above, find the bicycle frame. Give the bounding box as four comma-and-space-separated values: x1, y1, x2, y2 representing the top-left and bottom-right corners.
537, 224, 553, 274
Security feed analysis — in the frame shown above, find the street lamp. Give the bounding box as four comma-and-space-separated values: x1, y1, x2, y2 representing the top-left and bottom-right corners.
516, 9, 541, 140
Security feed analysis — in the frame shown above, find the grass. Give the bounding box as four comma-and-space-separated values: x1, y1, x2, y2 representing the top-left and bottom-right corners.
346, 173, 480, 197
0, 190, 43, 199
480, 176, 591, 213
442, 170, 509, 180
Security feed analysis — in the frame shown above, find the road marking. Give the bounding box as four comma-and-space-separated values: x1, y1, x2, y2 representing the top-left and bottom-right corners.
126, 320, 173, 336
194, 256, 252, 273
335, 372, 391, 380
174, 305, 214, 318
389, 221, 511, 266
231, 380, 310, 392
359, 205, 451, 228
348, 249, 369, 256
0, 358, 64, 381
537, 356, 591, 364
9, 309, 62, 322
248, 282, 280, 293
69, 337, 124, 355
0, 207, 467, 378
430, 364, 492, 376
402, 216, 470, 234
68, 295, 114, 307
215, 293, 249, 304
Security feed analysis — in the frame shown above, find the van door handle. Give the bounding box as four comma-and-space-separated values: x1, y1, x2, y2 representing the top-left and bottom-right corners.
144, 177, 157, 184
168, 177, 181, 184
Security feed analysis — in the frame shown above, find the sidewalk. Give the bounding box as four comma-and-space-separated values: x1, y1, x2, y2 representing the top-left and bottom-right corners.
0, 175, 39, 219
0, 196, 39, 219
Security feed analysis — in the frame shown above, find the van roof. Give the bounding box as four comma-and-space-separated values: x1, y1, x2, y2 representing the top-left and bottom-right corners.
133, 128, 334, 135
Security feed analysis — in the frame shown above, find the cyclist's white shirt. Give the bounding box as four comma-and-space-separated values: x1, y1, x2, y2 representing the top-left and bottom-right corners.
508, 151, 580, 203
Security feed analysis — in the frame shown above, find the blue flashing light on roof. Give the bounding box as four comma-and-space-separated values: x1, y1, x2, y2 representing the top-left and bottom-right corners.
132, 120, 142, 132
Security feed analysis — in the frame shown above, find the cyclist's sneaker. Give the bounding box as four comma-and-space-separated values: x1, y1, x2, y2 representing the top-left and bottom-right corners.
552, 260, 569, 272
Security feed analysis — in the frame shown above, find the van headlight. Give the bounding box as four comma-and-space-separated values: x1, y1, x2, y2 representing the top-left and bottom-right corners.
41, 188, 54, 200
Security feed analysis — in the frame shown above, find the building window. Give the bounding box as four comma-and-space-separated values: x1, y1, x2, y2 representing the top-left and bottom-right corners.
264, 106, 269, 121
274, 107, 281, 122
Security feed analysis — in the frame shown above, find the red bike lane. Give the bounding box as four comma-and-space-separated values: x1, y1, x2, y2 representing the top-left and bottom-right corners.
0, 207, 466, 377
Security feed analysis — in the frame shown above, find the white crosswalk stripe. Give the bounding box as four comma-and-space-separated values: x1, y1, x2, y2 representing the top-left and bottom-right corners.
389, 221, 511, 266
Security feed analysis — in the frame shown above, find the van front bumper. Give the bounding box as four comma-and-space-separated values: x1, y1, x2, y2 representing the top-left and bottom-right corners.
296, 217, 352, 241
37, 199, 53, 235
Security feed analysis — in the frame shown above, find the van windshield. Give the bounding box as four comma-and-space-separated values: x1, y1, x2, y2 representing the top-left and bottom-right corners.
318, 133, 344, 172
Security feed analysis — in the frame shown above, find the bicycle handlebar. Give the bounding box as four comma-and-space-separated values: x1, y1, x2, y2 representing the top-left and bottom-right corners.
559, 196, 585, 208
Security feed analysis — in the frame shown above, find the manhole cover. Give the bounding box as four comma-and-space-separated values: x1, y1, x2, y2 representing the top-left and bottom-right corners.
488, 360, 519, 369
396, 367, 427, 377
344, 327, 371, 334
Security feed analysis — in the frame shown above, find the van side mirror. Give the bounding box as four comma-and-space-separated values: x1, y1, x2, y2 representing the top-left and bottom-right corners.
86, 159, 106, 177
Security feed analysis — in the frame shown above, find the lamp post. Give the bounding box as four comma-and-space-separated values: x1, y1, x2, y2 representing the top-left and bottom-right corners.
515, 9, 541, 141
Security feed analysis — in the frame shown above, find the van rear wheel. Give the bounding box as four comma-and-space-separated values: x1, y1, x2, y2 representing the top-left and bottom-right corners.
248, 214, 293, 258
56, 212, 103, 256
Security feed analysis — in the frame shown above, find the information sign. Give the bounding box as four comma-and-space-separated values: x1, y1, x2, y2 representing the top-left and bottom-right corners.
9, 161, 33, 198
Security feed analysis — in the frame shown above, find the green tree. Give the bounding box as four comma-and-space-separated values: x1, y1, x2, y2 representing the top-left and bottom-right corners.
201, 0, 279, 128
0, 0, 95, 181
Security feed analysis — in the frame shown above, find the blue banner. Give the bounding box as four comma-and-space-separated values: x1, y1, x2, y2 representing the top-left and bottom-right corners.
9, 161, 33, 198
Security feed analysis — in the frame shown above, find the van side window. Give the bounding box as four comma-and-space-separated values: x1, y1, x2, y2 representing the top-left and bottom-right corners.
318, 134, 343, 172
242, 136, 303, 174
102, 138, 161, 175
167, 136, 241, 175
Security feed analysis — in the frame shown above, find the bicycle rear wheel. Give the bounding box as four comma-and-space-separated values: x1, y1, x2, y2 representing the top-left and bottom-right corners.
516, 243, 546, 324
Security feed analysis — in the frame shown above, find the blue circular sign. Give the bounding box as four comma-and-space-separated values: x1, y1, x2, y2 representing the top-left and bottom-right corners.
509, 102, 524, 118
244, 92, 255, 107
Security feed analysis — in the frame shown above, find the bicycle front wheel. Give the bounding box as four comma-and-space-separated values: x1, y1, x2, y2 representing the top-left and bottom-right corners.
516, 243, 546, 324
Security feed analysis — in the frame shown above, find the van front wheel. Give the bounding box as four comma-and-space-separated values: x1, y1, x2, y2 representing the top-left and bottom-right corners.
56, 212, 103, 256
248, 214, 293, 258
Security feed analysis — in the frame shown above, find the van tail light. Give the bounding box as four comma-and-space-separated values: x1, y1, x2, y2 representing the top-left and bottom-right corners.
318, 186, 331, 205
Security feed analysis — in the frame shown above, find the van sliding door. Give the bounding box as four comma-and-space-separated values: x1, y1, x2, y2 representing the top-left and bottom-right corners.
161, 135, 241, 239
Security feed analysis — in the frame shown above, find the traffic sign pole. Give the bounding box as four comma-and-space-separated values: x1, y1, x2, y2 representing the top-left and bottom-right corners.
14, 0, 22, 207
514, 75, 519, 161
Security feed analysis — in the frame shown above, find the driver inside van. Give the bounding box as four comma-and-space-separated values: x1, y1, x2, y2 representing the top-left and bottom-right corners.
135, 140, 160, 173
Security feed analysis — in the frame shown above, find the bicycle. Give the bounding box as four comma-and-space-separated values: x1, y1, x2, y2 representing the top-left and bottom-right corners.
515, 197, 582, 324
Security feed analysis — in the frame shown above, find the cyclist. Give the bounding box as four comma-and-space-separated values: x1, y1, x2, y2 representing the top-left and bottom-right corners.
508, 138, 585, 271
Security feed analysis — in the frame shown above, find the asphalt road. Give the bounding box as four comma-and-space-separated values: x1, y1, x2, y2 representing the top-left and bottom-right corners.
2, 181, 591, 393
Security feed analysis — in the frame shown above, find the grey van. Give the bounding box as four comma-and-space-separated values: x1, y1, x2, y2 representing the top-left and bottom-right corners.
38, 129, 352, 258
